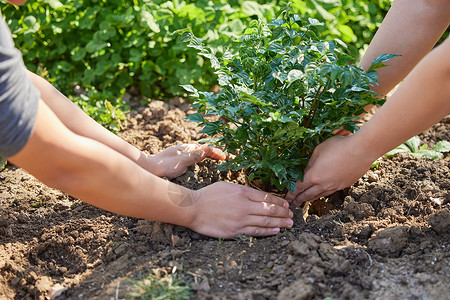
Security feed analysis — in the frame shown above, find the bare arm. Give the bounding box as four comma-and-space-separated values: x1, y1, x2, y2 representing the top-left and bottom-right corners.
26, 71, 225, 178
354, 36, 450, 161
288, 36, 450, 205
359, 0, 450, 96
333, 0, 450, 136
9, 99, 293, 238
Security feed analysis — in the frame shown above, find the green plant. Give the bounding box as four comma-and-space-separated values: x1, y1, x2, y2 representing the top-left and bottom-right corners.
30, 197, 44, 208
182, 6, 397, 193
3, 0, 278, 99
70, 92, 129, 133
384, 136, 450, 160
4, 0, 394, 101
0, 158, 6, 172
127, 272, 193, 300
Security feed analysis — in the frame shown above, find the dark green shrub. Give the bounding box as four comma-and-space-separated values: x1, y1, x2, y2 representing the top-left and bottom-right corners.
182, 7, 397, 192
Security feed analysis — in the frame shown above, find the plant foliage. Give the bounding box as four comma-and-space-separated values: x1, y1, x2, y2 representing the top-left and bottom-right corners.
182, 6, 398, 192
3, 0, 395, 101
0, 158, 6, 172
3, 0, 278, 99
4, 0, 401, 130
385, 136, 450, 160
127, 272, 192, 300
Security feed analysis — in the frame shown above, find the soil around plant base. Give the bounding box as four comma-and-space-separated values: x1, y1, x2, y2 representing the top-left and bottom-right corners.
0, 98, 449, 300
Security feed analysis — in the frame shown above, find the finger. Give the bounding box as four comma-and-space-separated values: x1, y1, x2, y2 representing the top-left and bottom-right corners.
248, 201, 293, 219
285, 181, 313, 202
177, 144, 198, 152
182, 143, 226, 161
245, 214, 293, 229
197, 144, 212, 160
291, 185, 333, 207
180, 144, 210, 165
245, 186, 289, 208
333, 127, 352, 136
207, 147, 226, 160
239, 226, 281, 237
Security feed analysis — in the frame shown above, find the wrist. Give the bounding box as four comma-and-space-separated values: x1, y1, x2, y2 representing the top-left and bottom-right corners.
347, 133, 382, 166
142, 153, 165, 177
165, 182, 199, 228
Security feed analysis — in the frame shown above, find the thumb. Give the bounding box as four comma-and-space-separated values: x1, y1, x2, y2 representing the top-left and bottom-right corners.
187, 144, 211, 163
198, 144, 212, 160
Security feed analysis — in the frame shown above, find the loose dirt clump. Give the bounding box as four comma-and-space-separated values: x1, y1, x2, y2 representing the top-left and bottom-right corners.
0, 99, 448, 300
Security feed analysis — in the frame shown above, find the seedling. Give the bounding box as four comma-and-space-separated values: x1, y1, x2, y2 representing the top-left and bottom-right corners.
181, 6, 397, 193
127, 272, 192, 299
384, 136, 450, 160
0, 158, 6, 172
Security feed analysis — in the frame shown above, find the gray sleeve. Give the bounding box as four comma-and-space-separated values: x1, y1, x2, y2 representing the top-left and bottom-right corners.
0, 14, 40, 158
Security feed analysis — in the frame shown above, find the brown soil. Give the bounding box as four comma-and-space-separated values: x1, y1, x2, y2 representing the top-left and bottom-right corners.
0, 98, 449, 300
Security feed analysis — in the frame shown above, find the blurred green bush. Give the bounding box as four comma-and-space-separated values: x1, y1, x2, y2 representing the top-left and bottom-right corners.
3, 0, 399, 128
3, 0, 395, 98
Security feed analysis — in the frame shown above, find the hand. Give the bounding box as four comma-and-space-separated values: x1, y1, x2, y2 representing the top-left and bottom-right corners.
332, 127, 353, 136
149, 144, 226, 178
187, 182, 294, 238
286, 135, 375, 207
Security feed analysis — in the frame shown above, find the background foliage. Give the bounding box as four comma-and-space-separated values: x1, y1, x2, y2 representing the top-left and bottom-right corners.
3, 0, 395, 103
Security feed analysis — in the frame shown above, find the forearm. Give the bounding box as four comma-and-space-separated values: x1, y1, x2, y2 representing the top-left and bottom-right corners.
359, 0, 450, 96
353, 37, 450, 160
9, 100, 194, 226
26, 71, 157, 173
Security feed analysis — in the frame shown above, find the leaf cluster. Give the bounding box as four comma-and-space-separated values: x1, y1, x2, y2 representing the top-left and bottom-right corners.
385, 136, 450, 160
0, 158, 6, 172
5, 1, 398, 103
127, 272, 192, 300
183, 6, 397, 192
4, 0, 278, 100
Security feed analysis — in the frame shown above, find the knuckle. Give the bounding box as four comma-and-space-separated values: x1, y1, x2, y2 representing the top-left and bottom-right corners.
308, 175, 321, 185
269, 204, 277, 214
264, 216, 272, 227
192, 150, 203, 161
234, 186, 247, 198
253, 227, 260, 236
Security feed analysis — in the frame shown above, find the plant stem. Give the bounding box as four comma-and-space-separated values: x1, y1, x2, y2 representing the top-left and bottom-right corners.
309, 86, 326, 126
303, 84, 323, 128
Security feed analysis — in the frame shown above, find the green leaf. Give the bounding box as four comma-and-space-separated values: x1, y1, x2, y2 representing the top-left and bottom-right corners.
336, 24, 355, 43
46, 0, 64, 9
268, 19, 285, 26
140, 10, 160, 33
384, 144, 411, 157
200, 122, 220, 135
308, 17, 324, 26
287, 70, 304, 83
270, 164, 287, 180
242, 1, 266, 19
0, 157, 6, 172
415, 149, 443, 160
368, 54, 401, 71
288, 181, 297, 194
185, 113, 204, 122
180, 85, 198, 94
432, 140, 450, 153
71, 47, 86, 61
404, 136, 421, 153
338, 70, 352, 87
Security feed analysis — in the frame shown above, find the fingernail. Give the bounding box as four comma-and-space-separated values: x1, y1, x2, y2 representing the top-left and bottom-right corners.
214, 148, 224, 155
273, 228, 280, 233
287, 219, 293, 227
289, 210, 293, 218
